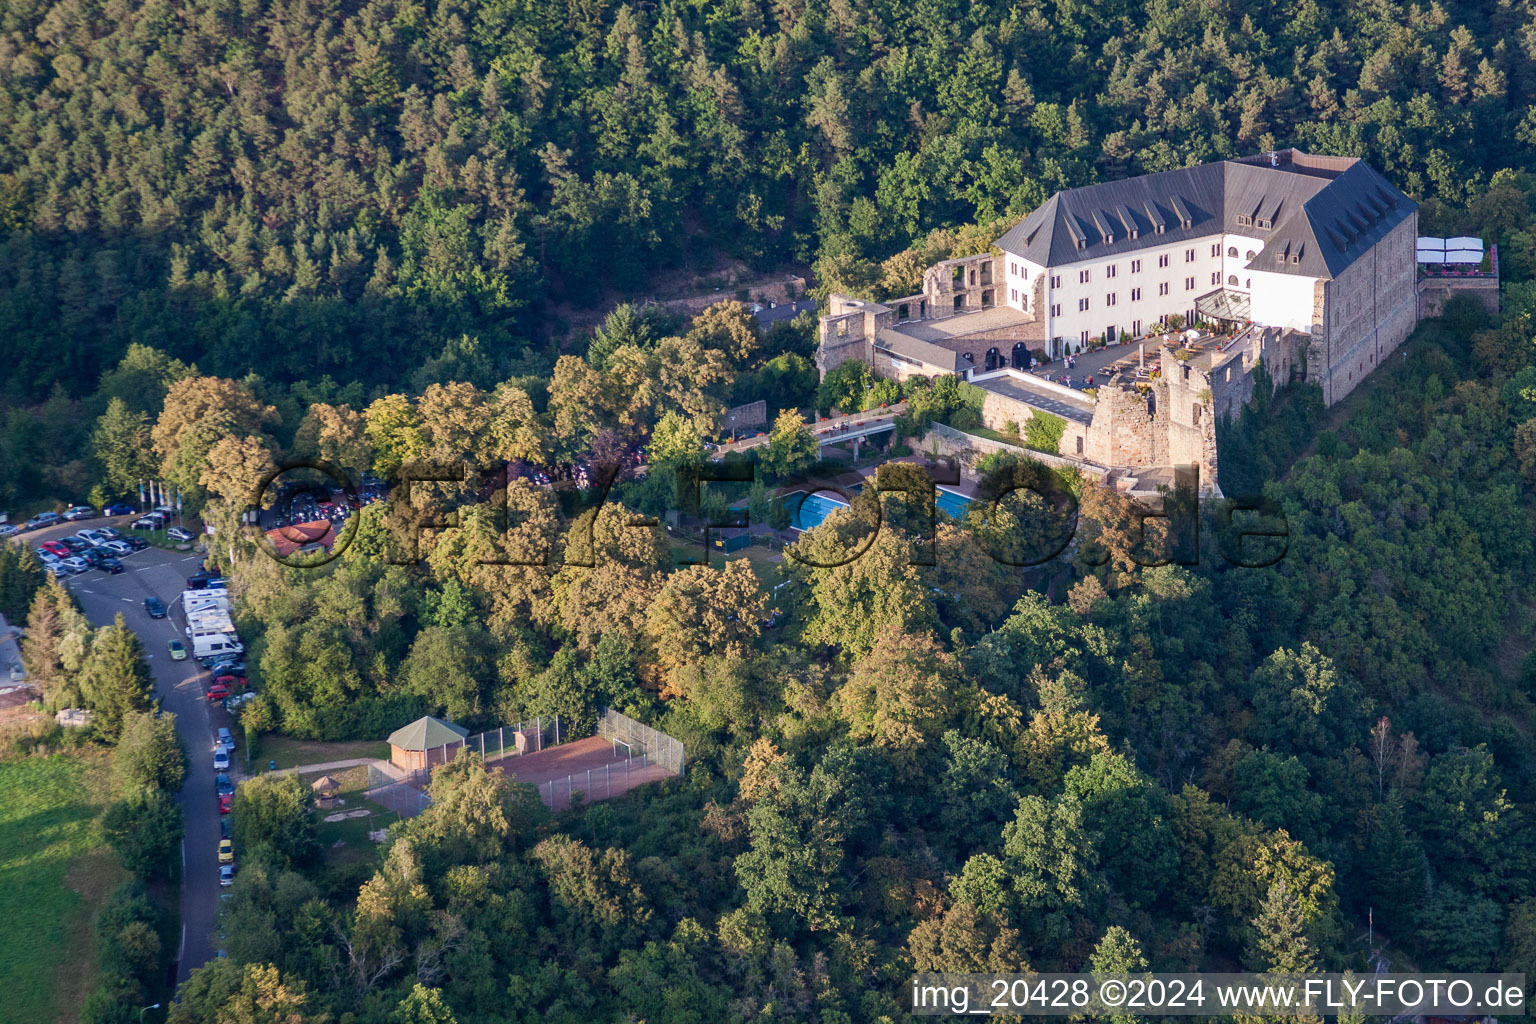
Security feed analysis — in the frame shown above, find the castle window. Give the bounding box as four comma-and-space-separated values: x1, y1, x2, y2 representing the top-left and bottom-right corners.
1229, 275, 1239, 286
1211, 272, 1221, 285
1050, 274, 1061, 288
1133, 319, 1142, 335
1211, 243, 1220, 257
1245, 250, 1256, 260
1051, 303, 1062, 317
1131, 287, 1141, 301
1107, 293, 1117, 306
1079, 298, 1089, 311
1077, 436, 1084, 454
1079, 269, 1090, 283
1246, 278, 1251, 289
1193, 403, 1201, 423
1228, 246, 1238, 257
1185, 276, 1195, 290
1158, 254, 1169, 268
1159, 282, 1169, 296
837, 320, 847, 337
1131, 259, 1142, 273
1185, 248, 1196, 262
1107, 264, 1117, 278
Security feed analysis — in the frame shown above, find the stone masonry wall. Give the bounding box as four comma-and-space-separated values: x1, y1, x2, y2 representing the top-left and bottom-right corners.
1307, 213, 1418, 405
978, 390, 1090, 457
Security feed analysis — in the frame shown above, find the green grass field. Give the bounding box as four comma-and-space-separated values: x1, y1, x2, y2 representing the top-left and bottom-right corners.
0, 754, 121, 1024
252, 734, 389, 771
304, 765, 399, 866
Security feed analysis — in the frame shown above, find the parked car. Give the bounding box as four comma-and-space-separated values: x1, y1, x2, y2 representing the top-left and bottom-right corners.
96, 526, 122, 540
124, 536, 148, 551
167, 639, 187, 661
60, 557, 89, 574
62, 506, 95, 521
187, 572, 218, 589
77, 528, 108, 546
208, 659, 246, 676
130, 517, 161, 530
61, 537, 91, 554
102, 540, 133, 556
216, 773, 234, 796
0, 524, 18, 538
224, 692, 256, 711
213, 747, 230, 771
218, 793, 232, 814
206, 683, 231, 702
166, 526, 194, 542
26, 511, 61, 529
143, 596, 167, 618
34, 548, 59, 566
40, 540, 70, 558
219, 864, 235, 886
76, 548, 105, 567
217, 726, 235, 750
214, 673, 245, 690
220, 818, 231, 840
47, 564, 71, 580
102, 503, 135, 516
98, 558, 125, 574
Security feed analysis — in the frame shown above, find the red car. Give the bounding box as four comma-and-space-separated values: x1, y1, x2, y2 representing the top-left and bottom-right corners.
214, 674, 245, 690
40, 540, 70, 558
206, 683, 230, 702
218, 793, 232, 814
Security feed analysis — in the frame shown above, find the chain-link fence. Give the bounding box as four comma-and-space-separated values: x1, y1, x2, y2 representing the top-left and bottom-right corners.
536, 752, 676, 811
366, 762, 431, 818
597, 708, 685, 775
468, 715, 562, 764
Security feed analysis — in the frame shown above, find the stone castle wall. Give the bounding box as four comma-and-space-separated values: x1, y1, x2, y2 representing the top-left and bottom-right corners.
1307, 213, 1418, 405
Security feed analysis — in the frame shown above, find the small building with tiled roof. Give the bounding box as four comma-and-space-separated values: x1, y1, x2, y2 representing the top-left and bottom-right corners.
388, 715, 470, 773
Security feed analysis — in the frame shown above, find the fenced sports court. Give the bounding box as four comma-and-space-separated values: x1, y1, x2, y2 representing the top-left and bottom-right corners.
366, 709, 682, 816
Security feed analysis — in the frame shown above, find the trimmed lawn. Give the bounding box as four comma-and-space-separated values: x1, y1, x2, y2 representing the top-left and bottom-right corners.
253, 734, 389, 771
0, 754, 123, 1024
305, 766, 399, 866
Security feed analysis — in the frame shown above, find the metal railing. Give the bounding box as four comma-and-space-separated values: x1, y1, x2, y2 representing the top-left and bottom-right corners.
597, 708, 684, 775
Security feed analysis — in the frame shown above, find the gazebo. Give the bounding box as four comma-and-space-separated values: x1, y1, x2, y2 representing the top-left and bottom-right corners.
387, 715, 469, 773
311, 774, 341, 809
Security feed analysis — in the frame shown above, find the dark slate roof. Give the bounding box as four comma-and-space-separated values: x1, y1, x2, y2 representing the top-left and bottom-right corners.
752, 299, 818, 325
995, 150, 1415, 280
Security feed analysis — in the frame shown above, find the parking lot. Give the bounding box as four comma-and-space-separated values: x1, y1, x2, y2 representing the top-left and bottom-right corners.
19, 517, 233, 982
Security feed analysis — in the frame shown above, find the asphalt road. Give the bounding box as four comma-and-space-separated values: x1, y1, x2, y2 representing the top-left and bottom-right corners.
21, 518, 227, 984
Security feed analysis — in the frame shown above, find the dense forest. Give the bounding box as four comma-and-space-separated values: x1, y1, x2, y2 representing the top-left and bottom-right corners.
28, 290, 1521, 1024
6, 0, 1536, 1019
6, 0, 1536, 405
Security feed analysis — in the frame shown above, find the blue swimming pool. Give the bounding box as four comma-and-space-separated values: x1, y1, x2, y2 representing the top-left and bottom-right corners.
786, 486, 973, 530
787, 492, 850, 531
936, 488, 975, 519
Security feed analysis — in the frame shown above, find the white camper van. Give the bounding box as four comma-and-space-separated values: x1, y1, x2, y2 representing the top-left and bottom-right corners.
193, 635, 244, 663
